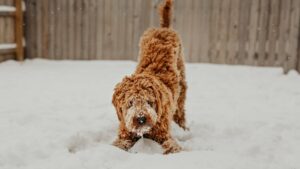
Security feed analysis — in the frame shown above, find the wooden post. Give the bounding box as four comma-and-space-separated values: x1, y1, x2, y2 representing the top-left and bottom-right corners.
14, 0, 24, 61
298, 32, 300, 73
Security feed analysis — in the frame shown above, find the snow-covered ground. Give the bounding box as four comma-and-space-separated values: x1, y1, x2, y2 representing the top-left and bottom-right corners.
0, 59, 300, 169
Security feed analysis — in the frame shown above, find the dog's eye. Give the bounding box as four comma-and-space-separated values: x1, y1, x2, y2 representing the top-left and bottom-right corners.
147, 100, 154, 107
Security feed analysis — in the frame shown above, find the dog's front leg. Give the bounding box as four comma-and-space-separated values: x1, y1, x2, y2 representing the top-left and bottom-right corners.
113, 134, 139, 151
153, 135, 182, 154
161, 137, 182, 154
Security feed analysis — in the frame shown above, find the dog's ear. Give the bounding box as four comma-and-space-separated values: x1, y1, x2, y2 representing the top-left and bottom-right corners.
112, 76, 132, 121
112, 82, 124, 121
149, 80, 168, 119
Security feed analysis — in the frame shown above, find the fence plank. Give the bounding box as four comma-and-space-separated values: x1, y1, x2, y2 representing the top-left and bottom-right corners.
124, 0, 134, 60
218, 0, 230, 64
209, 0, 221, 63
27, 0, 37, 58
35, 0, 42, 58
67, 0, 75, 59
277, 0, 291, 67
190, 0, 198, 62
60, 0, 68, 59
81, 0, 89, 60
102, 0, 112, 59
257, 0, 270, 66
266, 0, 280, 66
41, 0, 49, 59
247, 0, 259, 65
237, 0, 251, 64
96, 0, 103, 59
48, 0, 55, 59
284, 0, 300, 73
227, 0, 239, 64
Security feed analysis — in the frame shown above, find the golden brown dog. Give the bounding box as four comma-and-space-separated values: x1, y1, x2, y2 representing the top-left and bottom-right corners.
112, 0, 187, 154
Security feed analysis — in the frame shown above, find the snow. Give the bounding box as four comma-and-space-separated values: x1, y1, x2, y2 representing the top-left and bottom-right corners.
0, 43, 16, 50
0, 59, 300, 169
0, 6, 15, 12
0, 2, 26, 12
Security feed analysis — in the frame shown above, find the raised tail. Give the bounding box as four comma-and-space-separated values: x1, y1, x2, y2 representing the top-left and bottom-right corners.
159, 0, 173, 28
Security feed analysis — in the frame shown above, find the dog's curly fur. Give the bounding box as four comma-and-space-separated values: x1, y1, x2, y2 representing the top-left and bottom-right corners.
112, 0, 187, 154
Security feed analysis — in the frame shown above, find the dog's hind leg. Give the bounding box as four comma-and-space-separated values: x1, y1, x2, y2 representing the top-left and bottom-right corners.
173, 52, 188, 130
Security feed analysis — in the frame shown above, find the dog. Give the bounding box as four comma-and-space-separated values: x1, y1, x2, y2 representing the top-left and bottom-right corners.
112, 0, 187, 154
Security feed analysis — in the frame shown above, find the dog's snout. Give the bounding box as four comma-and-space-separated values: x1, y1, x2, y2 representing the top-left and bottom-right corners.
137, 116, 147, 125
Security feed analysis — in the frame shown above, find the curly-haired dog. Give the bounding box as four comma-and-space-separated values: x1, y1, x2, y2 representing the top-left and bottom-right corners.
112, 0, 187, 154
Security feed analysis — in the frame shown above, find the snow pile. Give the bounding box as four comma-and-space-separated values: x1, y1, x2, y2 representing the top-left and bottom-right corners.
0, 59, 300, 169
0, 43, 16, 50
0, 6, 15, 12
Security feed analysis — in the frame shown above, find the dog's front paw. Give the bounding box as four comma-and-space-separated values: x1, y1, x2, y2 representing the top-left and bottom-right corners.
112, 138, 133, 151
163, 144, 182, 154
162, 138, 182, 154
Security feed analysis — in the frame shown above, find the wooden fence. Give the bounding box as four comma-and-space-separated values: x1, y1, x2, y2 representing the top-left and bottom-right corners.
0, 0, 24, 62
7, 0, 300, 72
0, 0, 15, 62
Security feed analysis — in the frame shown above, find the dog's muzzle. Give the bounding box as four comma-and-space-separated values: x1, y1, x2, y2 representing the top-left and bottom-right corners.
136, 116, 147, 125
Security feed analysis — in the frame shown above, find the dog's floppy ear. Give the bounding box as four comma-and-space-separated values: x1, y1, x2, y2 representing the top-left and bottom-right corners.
112, 76, 131, 121
112, 83, 124, 121
148, 79, 168, 119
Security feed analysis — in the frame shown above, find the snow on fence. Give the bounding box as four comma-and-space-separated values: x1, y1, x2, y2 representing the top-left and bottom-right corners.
0, 0, 24, 62
3, 0, 300, 73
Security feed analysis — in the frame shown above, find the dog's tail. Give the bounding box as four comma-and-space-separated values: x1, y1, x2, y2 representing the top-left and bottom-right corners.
159, 0, 173, 28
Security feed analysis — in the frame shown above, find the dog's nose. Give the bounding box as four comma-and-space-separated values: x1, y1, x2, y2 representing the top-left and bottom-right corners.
137, 116, 147, 125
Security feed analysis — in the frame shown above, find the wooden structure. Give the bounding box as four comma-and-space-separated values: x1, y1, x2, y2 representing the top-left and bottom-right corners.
0, 0, 24, 61
2, 0, 300, 73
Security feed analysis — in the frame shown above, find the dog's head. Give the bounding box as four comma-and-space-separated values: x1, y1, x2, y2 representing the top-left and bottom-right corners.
112, 74, 168, 137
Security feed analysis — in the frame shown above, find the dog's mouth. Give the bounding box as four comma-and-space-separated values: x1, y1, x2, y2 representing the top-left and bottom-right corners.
132, 125, 152, 137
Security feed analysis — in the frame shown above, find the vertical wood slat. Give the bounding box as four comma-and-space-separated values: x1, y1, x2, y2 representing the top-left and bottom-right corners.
67, 0, 74, 59
81, 0, 89, 60
266, 0, 279, 66
111, 0, 119, 59
89, 0, 97, 60
227, 0, 239, 64
277, 0, 291, 67
199, 0, 210, 63
74, 0, 82, 59
209, 0, 221, 63
14, 0, 24, 61
61, 0, 68, 59
237, 0, 251, 65
123, 0, 133, 60
247, 0, 259, 65
41, 0, 49, 59
132, 0, 142, 60
96, 0, 104, 59
35, 0, 42, 58
257, 0, 270, 66
103, 0, 112, 59
48, 0, 55, 59
117, 0, 126, 60
218, 0, 230, 64
25, 0, 36, 59
173, 0, 184, 58
189, 0, 197, 62
285, 0, 300, 73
